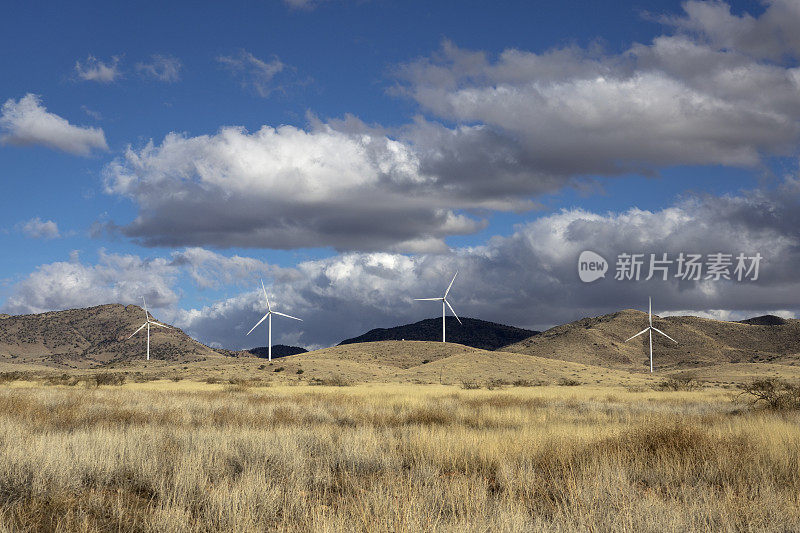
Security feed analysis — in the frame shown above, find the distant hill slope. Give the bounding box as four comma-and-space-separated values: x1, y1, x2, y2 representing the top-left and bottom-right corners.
338, 317, 538, 351
271, 341, 639, 385
0, 304, 221, 368
502, 310, 800, 371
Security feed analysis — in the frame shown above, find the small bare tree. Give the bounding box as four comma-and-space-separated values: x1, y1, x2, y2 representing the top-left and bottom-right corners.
737, 379, 800, 410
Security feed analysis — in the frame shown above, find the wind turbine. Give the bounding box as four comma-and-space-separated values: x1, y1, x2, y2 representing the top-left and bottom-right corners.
246, 279, 302, 361
625, 296, 677, 372
414, 271, 462, 343
128, 296, 171, 361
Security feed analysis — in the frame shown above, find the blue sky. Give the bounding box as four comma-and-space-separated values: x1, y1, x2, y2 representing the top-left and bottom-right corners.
2, 0, 799, 349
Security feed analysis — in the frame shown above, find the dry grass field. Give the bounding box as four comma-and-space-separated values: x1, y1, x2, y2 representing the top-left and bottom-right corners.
0, 378, 797, 532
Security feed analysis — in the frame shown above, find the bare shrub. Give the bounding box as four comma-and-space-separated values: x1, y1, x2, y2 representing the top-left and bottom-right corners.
309, 375, 352, 387
512, 379, 547, 387
460, 380, 481, 390
655, 373, 703, 391
94, 373, 126, 386
558, 378, 581, 386
737, 379, 800, 411
485, 379, 508, 390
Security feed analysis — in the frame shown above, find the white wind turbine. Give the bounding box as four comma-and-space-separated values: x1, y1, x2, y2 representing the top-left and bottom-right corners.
414, 271, 462, 343
246, 279, 302, 361
625, 296, 677, 373
128, 296, 171, 361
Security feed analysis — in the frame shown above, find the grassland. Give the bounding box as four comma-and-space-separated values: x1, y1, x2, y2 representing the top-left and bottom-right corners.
0, 379, 797, 532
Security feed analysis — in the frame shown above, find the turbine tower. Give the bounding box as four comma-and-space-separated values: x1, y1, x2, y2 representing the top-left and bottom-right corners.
625, 296, 677, 372
246, 279, 302, 361
128, 296, 171, 361
414, 271, 462, 343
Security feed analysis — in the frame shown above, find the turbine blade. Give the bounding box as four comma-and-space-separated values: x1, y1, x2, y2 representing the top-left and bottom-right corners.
142, 296, 149, 321
261, 279, 271, 312
128, 322, 147, 339
625, 328, 650, 342
414, 297, 442, 301
444, 270, 458, 298
272, 311, 302, 321
649, 296, 652, 325
444, 299, 462, 325
246, 312, 270, 336
652, 327, 678, 344
149, 321, 170, 329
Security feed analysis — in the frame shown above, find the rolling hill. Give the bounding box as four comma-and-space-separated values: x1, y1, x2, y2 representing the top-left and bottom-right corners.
0, 304, 221, 368
501, 310, 800, 372
338, 317, 538, 350
264, 340, 639, 385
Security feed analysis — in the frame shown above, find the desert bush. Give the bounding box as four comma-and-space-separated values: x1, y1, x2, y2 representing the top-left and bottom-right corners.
94, 373, 126, 386
656, 373, 703, 391
0, 371, 27, 383
558, 378, 581, 386
273, 367, 285, 373
43, 373, 79, 386
737, 378, 800, 410
511, 378, 547, 387
204, 376, 222, 384
485, 379, 508, 390
460, 380, 481, 390
296, 369, 304, 375
309, 376, 351, 387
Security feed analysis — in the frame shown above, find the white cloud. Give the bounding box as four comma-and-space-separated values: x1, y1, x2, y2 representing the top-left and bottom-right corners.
0, 94, 108, 156
74, 55, 122, 83
102, 121, 483, 252
18, 218, 60, 240
217, 50, 285, 97
136, 55, 182, 82
396, 34, 800, 179
2, 250, 179, 315
11, 178, 800, 348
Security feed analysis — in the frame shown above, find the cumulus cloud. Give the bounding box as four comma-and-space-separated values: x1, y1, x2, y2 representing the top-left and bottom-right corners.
12, 178, 799, 348
217, 50, 285, 97
18, 218, 60, 239
665, 0, 800, 61
99, 2, 800, 253
102, 121, 484, 252
177, 179, 800, 348
74, 55, 122, 83
136, 54, 182, 82
2, 250, 179, 315
0, 94, 108, 156
395, 33, 800, 179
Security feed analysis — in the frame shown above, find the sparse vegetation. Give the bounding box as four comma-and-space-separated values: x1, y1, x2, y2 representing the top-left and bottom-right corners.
558, 377, 581, 386
460, 379, 481, 390
737, 378, 800, 410
93, 372, 126, 386
656, 372, 703, 391
309, 376, 351, 387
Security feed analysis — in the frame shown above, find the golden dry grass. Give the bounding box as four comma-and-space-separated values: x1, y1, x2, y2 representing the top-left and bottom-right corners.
0, 381, 796, 531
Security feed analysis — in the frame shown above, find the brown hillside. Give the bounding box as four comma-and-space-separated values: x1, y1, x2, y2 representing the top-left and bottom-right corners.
502, 310, 800, 372
264, 341, 639, 385
0, 304, 221, 368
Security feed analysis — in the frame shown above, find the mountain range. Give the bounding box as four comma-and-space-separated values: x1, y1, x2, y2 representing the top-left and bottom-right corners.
0, 305, 798, 375
338, 317, 538, 351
